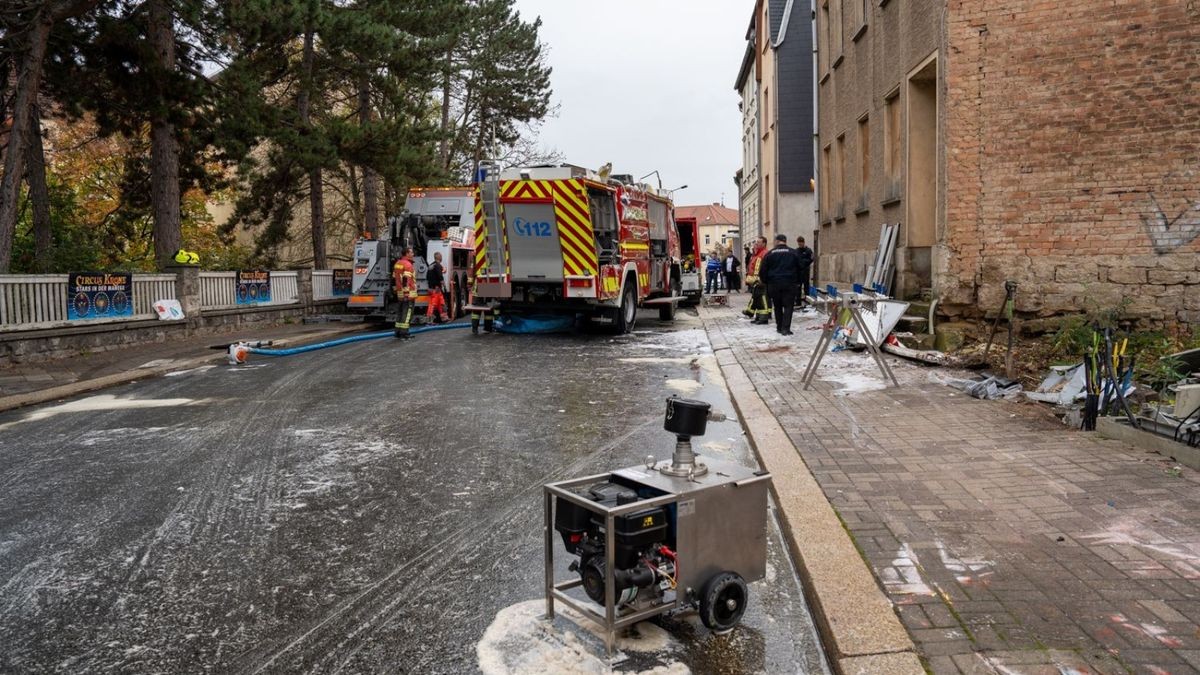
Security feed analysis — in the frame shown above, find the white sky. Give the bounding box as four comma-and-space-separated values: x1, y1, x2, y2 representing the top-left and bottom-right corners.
512, 0, 749, 210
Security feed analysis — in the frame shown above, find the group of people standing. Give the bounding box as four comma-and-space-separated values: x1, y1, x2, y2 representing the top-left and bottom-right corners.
703, 251, 743, 294
742, 234, 813, 336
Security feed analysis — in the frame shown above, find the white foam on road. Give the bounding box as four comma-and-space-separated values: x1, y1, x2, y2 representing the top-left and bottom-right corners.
477, 599, 688, 675
664, 379, 702, 394
0, 394, 209, 431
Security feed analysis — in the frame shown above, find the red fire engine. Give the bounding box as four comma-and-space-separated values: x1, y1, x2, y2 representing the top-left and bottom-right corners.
469, 163, 683, 332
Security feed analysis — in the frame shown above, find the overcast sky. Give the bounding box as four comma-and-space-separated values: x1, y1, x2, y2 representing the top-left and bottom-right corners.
512, 0, 750, 210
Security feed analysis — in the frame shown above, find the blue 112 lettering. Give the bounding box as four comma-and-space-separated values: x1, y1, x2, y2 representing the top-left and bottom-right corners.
513, 217, 552, 237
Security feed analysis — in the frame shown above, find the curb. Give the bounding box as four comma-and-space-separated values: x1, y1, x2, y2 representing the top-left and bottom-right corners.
699, 307, 923, 675
0, 325, 369, 414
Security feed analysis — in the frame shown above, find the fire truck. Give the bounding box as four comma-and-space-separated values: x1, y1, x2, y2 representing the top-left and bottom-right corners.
348, 187, 476, 321
674, 215, 702, 306
469, 162, 683, 332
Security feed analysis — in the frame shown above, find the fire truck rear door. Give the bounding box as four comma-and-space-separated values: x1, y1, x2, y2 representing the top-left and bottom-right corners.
503, 202, 565, 282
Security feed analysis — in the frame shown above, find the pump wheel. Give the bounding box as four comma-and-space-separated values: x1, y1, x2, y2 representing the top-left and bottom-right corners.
659, 278, 681, 321
699, 571, 748, 634
612, 282, 637, 334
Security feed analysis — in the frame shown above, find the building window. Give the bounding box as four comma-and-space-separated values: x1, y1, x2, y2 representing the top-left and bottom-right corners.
819, 1, 830, 77
835, 134, 846, 219
857, 115, 870, 212
762, 88, 770, 138
762, 4, 769, 54
821, 145, 831, 219
831, 0, 844, 66
705, 234, 711, 245
853, 0, 868, 39
884, 90, 901, 202
764, 175, 771, 226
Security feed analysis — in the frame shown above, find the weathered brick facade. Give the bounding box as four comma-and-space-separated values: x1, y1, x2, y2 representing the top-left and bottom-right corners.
817, 0, 1200, 325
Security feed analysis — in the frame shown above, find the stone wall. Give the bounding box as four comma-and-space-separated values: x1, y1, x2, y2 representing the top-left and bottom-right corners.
942, 0, 1200, 325
0, 265, 350, 364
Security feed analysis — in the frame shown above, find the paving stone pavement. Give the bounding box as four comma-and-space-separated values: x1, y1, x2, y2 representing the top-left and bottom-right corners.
704, 305, 1200, 675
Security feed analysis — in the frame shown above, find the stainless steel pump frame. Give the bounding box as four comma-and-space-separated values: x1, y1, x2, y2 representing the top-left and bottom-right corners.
543, 458, 771, 655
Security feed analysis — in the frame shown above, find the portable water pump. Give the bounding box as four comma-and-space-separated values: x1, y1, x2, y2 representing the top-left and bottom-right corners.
544, 396, 772, 654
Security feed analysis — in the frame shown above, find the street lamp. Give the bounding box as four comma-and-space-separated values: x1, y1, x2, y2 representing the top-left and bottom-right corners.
664, 184, 688, 197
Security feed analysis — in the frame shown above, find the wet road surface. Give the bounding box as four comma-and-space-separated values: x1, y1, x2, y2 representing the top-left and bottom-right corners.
0, 312, 829, 673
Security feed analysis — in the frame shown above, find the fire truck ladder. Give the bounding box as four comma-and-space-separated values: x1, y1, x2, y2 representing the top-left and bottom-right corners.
478, 160, 506, 280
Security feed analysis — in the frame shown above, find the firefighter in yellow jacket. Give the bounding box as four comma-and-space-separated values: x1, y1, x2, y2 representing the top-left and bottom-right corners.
393, 247, 417, 338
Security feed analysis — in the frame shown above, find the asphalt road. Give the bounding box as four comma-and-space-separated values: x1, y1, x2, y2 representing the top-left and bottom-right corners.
0, 312, 829, 674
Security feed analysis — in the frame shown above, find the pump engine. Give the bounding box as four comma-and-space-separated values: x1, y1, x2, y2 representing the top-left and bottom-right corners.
554, 481, 678, 611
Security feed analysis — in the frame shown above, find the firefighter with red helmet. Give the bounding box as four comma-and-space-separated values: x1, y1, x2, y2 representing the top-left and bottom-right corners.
393, 247, 418, 338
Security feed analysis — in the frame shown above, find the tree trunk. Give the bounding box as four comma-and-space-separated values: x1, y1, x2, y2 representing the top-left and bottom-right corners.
25, 104, 53, 272
359, 73, 379, 237
309, 169, 326, 269
148, 0, 182, 270
438, 45, 453, 170
0, 17, 52, 273
297, 15, 326, 268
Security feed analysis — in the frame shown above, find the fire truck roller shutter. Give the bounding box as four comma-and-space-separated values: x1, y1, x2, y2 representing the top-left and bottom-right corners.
504, 202, 566, 282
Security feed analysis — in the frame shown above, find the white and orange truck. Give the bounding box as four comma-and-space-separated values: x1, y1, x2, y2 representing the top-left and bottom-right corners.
347, 187, 476, 322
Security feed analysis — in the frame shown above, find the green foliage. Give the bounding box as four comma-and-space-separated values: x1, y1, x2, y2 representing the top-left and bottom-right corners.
1050, 299, 1196, 394
5, 0, 555, 270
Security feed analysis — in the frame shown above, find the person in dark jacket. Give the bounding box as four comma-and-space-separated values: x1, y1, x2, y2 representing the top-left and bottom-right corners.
723, 252, 741, 293
758, 234, 802, 335
794, 236, 814, 306
425, 251, 450, 323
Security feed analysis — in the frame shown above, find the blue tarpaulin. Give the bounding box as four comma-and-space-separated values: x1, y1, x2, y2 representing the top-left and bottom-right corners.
494, 314, 575, 334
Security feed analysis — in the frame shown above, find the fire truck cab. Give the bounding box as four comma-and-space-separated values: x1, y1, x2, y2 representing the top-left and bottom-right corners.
471, 163, 684, 332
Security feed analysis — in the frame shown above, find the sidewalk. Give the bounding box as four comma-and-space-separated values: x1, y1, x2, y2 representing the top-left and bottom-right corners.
701, 304, 1200, 675
0, 321, 373, 410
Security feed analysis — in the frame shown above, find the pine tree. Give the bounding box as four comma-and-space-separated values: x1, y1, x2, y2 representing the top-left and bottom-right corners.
438, 0, 553, 180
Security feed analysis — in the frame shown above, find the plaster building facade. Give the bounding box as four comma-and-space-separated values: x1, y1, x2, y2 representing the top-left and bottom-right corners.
739, 0, 817, 253
815, 0, 1200, 325
736, 41, 761, 249
677, 203, 741, 258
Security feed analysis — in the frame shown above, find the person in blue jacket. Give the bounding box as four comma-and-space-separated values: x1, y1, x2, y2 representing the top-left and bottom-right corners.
704, 253, 722, 293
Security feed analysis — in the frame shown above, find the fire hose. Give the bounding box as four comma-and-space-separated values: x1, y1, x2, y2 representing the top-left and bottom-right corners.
226, 322, 470, 361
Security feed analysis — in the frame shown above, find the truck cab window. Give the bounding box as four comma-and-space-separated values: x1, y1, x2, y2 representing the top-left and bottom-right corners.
589, 190, 619, 265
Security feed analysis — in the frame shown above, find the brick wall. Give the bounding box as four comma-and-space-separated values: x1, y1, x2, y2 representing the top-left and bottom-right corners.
943, 0, 1200, 325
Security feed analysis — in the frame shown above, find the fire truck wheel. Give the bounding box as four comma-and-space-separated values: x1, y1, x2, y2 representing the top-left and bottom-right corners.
699, 571, 748, 634
613, 282, 637, 334
659, 278, 681, 321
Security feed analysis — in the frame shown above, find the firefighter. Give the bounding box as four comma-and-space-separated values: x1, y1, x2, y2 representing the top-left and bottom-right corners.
759, 233, 803, 335
743, 237, 771, 324
426, 251, 450, 323
393, 247, 417, 338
